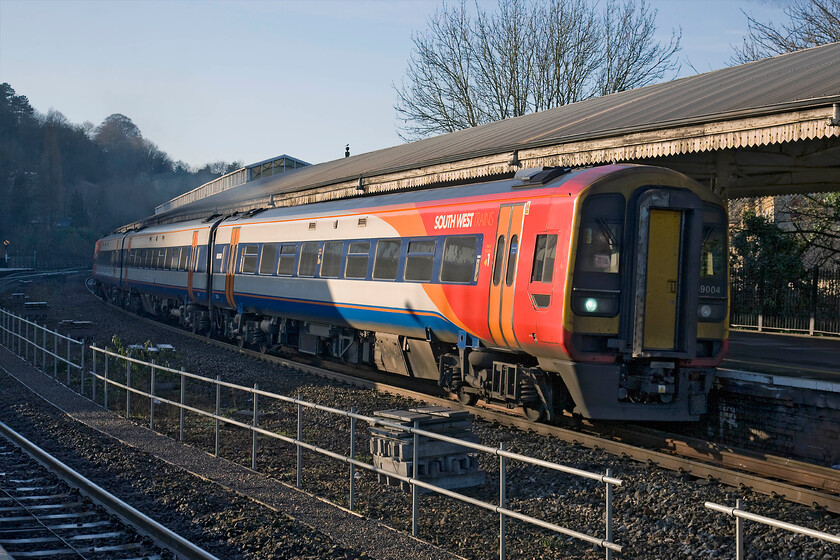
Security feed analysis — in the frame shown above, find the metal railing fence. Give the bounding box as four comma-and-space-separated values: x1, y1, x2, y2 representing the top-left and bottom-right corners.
85, 345, 623, 559
1, 255, 91, 271
706, 499, 840, 559
731, 266, 840, 336
0, 308, 84, 381
0, 305, 624, 558
154, 167, 248, 214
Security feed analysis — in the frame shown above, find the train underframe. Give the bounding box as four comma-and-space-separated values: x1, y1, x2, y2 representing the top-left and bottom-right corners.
99, 284, 713, 423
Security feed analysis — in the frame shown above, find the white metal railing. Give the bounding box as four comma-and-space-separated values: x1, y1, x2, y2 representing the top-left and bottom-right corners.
706, 499, 840, 559
0, 308, 84, 382
1, 305, 623, 558
155, 168, 248, 214
82, 344, 622, 559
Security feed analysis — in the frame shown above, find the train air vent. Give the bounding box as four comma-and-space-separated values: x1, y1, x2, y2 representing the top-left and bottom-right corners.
513, 166, 572, 186
333, 220, 339, 229
358, 217, 367, 227
309, 222, 316, 230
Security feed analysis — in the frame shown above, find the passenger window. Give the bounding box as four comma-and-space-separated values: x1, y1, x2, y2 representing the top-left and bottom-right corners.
277, 244, 297, 276
345, 242, 370, 279
404, 239, 435, 282
492, 235, 505, 286
260, 244, 277, 275
321, 241, 343, 278
298, 242, 318, 277
373, 239, 401, 280
169, 247, 181, 270
156, 249, 166, 269
195, 246, 207, 273
531, 234, 557, 283
241, 245, 259, 274
441, 235, 478, 284
213, 247, 227, 273
505, 235, 518, 287
179, 247, 189, 271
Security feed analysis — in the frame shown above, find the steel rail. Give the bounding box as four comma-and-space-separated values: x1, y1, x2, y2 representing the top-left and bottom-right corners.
88, 284, 840, 514
598, 424, 840, 495
0, 420, 221, 560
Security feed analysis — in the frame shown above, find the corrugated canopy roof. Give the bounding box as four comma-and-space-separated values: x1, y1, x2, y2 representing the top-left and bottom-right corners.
148, 42, 840, 226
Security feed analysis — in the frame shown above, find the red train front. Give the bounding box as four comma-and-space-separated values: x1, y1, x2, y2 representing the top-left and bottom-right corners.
416, 164, 727, 421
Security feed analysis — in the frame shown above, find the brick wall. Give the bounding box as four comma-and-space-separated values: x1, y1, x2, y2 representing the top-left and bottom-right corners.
706, 378, 840, 466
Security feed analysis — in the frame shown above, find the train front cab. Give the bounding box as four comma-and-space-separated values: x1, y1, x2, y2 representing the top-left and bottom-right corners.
542, 168, 727, 421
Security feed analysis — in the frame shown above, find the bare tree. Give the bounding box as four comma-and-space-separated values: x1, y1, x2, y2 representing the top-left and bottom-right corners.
394, 0, 680, 139
732, 0, 840, 63
777, 193, 840, 268
595, 0, 682, 96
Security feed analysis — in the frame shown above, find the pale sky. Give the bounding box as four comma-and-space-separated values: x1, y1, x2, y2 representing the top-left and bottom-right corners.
0, 0, 790, 168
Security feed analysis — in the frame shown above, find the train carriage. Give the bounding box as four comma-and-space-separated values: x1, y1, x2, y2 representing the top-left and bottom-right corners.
93, 163, 728, 422
92, 233, 127, 295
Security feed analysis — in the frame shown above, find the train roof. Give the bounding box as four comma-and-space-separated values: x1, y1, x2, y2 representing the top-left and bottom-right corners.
135, 42, 839, 230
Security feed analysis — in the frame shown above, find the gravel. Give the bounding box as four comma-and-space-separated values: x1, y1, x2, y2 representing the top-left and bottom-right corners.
0, 275, 837, 560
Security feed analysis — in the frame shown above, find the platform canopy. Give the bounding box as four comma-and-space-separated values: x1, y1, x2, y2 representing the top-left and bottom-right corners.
147, 42, 840, 227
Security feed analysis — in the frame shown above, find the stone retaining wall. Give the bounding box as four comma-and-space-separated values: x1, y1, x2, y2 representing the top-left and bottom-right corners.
707, 377, 840, 466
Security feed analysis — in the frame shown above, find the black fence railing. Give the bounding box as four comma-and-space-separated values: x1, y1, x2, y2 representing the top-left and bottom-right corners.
1, 254, 90, 271
730, 266, 840, 336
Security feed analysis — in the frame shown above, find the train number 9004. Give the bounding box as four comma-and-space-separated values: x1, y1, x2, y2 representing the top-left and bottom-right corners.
699, 284, 722, 295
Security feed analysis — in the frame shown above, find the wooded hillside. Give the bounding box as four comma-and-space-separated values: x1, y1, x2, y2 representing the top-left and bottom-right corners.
0, 83, 240, 263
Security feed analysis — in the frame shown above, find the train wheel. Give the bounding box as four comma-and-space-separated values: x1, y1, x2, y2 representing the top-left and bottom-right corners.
522, 402, 546, 422
457, 390, 477, 406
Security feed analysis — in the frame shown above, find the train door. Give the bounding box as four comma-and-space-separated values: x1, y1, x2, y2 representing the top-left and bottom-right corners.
121, 236, 131, 289
642, 209, 682, 350
629, 189, 702, 358
187, 230, 198, 301
488, 203, 526, 348
225, 227, 241, 309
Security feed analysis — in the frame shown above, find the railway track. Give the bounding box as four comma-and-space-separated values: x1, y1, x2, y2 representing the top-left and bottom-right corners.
0, 268, 90, 294
85, 279, 840, 514
0, 421, 219, 560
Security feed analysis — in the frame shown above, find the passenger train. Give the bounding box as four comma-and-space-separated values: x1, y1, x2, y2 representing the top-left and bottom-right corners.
93, 164, 728, 422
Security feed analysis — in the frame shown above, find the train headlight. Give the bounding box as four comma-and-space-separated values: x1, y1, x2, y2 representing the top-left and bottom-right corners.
697, 300, 726, 322
572, 291, 619, 316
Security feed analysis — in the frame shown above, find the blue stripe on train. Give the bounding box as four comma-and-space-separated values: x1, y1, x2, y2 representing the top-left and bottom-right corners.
231, 291, 460, 340
122, 278, 460, 340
